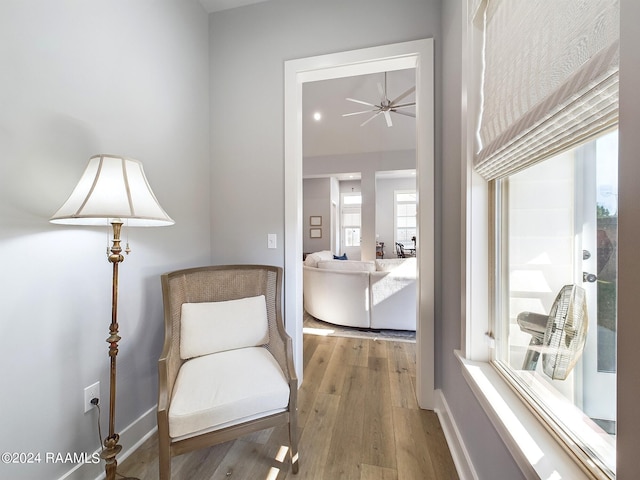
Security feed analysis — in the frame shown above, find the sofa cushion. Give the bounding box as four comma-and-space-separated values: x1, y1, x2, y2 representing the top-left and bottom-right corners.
303, 250, 334, 267
180, 295, 269, 360
168, 346, 289, 438
303, 266, 371, 328
375, 257, 417, 274
317, 260, 376, 272
370, 270, 417, 330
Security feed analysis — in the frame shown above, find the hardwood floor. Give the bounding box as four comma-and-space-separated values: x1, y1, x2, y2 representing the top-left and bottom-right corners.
119, 334, 459, 479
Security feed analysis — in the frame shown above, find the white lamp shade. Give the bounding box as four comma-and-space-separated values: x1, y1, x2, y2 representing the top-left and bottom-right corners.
50, 154, 174, 227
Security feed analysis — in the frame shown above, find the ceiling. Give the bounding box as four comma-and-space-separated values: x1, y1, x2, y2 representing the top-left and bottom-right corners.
198, 0, 270, 13
303, 68, 416, 158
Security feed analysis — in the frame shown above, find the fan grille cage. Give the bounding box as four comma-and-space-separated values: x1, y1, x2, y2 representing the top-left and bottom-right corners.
542, 285, 588, 380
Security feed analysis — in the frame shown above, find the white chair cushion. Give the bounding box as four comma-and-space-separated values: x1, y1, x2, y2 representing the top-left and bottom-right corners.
168, 347, 290, 439
180, 295, 269, 360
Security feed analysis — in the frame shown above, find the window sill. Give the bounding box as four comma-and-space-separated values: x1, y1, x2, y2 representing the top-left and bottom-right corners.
455, 350, 594, 479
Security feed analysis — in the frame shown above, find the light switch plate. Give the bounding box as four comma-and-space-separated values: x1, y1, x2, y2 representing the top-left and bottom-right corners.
267, 234, 277, 249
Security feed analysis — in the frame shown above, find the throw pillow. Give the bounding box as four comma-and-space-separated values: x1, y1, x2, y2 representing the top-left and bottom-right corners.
333, 253, 348, 260
180, 295, 269, 359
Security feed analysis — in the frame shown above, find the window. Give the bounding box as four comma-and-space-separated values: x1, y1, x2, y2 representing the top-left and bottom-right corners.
342, 193, 361, 247
493, 130, 618, 477
466, 1, 619, 476
395, 190, 417, 247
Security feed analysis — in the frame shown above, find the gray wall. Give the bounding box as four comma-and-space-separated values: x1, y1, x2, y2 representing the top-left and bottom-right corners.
0, 1, 210, 479
617, 0, 640, 476
209, 0, 438, 265
303, 178, 332, 253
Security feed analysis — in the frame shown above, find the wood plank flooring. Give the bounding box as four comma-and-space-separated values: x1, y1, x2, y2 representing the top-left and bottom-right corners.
118, 334, 459, 479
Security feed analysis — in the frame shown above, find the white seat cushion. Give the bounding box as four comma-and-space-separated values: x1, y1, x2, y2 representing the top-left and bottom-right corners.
168, 346, 290, 439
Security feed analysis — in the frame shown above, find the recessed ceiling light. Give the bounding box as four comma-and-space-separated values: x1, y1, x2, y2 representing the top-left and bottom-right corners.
313, 112, 322, 121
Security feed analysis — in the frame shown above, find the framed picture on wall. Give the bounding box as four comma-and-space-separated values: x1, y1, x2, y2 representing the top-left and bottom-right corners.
310, 228, 322, 238
310, 216, 322, 226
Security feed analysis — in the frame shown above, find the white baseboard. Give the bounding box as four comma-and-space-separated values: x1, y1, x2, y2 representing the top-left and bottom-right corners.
58, 406, 157, 480
434, 389, 478, 480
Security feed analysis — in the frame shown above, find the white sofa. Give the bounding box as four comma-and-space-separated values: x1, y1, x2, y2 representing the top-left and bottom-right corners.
303, 251, 416, 331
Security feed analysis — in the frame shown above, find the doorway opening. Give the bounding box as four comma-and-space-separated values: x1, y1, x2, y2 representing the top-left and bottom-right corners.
284, 39, 435, 408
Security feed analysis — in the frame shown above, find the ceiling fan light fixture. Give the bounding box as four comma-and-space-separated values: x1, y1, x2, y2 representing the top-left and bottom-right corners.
343, 71, 416, 127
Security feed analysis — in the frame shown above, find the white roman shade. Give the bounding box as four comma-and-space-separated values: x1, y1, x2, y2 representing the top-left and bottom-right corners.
474, 0, 619, 180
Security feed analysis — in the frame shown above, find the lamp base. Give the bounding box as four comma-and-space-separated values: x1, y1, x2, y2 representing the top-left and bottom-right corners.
100, 440, 122, 480
100, 443, 139, 480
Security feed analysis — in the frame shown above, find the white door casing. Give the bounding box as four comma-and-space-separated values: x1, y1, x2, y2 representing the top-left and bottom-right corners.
284, 39, 435, 408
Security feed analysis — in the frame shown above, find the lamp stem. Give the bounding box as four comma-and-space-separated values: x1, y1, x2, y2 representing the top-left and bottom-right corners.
100, 220, 124, 480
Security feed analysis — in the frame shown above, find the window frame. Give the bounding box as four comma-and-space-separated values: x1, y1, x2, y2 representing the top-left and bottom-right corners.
458, 2, 621, 479
341, 192, 362, 248
460, 169, 603, 480
489, 137, 618, 477
394, 189, 417, 247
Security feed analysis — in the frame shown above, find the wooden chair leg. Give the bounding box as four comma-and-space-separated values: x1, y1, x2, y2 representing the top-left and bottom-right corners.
289, 418, 299, 474
158, 436, 171, 480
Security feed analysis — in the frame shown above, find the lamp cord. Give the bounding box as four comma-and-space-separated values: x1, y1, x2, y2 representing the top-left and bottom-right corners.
94, 401, 104, 453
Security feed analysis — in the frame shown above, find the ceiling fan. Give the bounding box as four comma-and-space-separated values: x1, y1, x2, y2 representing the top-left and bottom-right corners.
342, 72, 416, 127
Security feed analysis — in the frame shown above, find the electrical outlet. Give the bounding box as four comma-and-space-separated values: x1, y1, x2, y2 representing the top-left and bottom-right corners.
267, 233, 277, 249
84, 381, 100, 414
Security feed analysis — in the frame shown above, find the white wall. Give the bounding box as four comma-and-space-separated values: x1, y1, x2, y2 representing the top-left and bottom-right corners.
0, 2, 210, 479
304, 150, 416, 177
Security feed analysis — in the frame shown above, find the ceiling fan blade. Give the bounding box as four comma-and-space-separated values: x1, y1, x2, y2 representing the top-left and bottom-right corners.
346, 97, 377, 107
342, 109, 377, 117
383, 110, 393, 127
360, 111, 382, 127
391, 110, 416, 118
391, 86, 416, 105
392, 102, 416, 109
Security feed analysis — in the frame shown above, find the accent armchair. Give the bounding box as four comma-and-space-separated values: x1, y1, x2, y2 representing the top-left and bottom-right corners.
157, 265, 299, 479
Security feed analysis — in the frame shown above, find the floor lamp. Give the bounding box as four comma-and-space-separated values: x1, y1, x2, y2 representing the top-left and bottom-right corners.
50, 154, 174, 480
